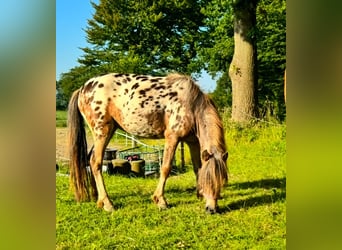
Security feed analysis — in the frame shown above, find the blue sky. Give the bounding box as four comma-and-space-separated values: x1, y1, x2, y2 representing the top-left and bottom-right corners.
56, 0, 216, 92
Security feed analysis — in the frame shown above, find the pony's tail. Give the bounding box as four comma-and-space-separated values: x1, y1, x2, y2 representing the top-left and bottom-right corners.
67, 89, 97, 202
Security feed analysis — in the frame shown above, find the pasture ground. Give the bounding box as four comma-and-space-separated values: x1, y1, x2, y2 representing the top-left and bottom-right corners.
56, 110, 286, 249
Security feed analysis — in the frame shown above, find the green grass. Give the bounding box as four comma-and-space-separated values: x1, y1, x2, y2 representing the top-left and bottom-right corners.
56, 120, 286, 249
56, 110, 68, 127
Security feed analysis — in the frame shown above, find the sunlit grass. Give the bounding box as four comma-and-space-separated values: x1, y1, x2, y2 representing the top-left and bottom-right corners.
56, 115, 286, 249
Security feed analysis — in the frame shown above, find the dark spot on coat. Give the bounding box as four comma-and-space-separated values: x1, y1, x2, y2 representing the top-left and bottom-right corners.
114, 73, 123, 77
116, 81, 122, 86
124, 88, 128, 94
151, 78, 161, 83
98, 83, 104, 88
127, 77, 131, 82
131, 82, 139, 90
139, 90, 146, 95
171, 124, 178, 130
96, 100, 102, 104
83, 81, 99, 93
136, 76, 148, 80
95, 106, 100, 111
155, 85, 165, 90
86, 95, 94, 104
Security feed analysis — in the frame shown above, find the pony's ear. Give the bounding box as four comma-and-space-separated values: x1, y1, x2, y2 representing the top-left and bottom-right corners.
222, 152, 228, 162
202, 150, 213, 162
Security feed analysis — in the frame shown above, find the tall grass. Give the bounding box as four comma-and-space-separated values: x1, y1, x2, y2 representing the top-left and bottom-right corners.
56, 109, 286, 249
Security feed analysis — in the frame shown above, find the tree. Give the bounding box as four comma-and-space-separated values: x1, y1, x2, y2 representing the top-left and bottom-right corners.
58, 66, 98, 102
56, 81, 68, 110
79, 0, 208, 75
229, 0, 258, 123
200, 0, 286, 121
210, 71, 232, 109
57, 0, 286, 120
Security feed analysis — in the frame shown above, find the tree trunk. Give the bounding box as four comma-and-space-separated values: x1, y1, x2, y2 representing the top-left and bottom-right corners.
229, 0, 258, 123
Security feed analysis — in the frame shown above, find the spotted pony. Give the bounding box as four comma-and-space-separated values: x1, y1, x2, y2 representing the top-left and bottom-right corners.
68, 73, 228, 214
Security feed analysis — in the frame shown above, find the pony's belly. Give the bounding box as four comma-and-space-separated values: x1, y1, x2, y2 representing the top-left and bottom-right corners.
118, 112, 166, 138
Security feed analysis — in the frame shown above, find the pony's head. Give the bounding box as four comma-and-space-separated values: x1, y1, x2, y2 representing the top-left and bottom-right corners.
197, 148, 228, 214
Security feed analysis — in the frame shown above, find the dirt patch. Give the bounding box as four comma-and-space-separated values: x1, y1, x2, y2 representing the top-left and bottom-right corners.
56, 128, 95, 162
56, 128, 69, 162
56, 128, 127, 163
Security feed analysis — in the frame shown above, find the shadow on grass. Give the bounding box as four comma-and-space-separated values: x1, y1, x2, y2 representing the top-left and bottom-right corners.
219, 177, 286, 214
141, 177, 286, 212
229, 177, 286, 190
77, 175, 286, 212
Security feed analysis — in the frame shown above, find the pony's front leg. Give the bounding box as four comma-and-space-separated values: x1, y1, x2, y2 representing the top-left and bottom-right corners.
153, 134, 179, 210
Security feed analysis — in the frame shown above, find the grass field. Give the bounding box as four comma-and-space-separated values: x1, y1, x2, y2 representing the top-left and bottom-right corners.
56, 110, 286, 249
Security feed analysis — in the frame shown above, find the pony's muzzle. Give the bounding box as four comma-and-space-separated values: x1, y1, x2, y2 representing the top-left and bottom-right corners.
205, 205, 217, 214
205, 197, 218, 214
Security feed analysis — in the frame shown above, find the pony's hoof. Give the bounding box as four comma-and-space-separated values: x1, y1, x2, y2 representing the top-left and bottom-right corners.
158, 202, 168, 211
98, 200, 114, 212
205, 206, 217, 214
153, 195, 168, 210
103, 204, 114, 213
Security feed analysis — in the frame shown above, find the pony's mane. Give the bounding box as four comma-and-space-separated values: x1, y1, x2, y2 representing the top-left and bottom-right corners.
201, 97, 226, 153
166, 73, 226, 153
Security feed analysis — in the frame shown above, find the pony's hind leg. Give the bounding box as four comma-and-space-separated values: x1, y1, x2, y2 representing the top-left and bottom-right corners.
185, 140, 202, 197
89, 122, 116, 212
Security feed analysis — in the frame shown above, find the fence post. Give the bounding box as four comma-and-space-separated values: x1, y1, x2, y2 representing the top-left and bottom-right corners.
180, 142, 185, 171
131, 135, 137, 148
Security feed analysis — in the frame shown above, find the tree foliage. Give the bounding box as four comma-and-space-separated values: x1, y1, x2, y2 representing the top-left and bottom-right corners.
256, 0, 286, 119
57, 0, 286, 121
79, 0, 208, 75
